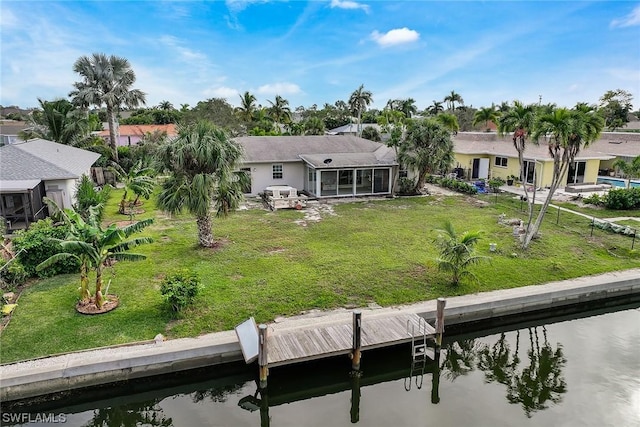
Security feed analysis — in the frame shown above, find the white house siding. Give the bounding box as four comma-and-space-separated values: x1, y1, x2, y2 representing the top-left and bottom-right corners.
245, 161, 306, 196
44, 179, 76, 209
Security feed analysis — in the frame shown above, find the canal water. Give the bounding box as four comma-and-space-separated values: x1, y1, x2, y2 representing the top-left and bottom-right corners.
4, 302, 640, 427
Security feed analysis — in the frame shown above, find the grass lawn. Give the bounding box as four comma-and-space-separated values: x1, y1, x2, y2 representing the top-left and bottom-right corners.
1, 190, 638, 363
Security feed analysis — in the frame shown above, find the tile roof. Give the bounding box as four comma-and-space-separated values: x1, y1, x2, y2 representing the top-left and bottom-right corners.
97, 124, 177, 137
0, 139, 101, 181
236, 135, 390, 163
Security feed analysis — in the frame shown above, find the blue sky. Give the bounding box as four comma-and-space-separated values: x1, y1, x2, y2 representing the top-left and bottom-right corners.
1, 1, 639, 111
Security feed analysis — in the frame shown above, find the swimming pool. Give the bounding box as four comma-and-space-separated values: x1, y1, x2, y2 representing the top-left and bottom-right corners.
596, 176, 640, 188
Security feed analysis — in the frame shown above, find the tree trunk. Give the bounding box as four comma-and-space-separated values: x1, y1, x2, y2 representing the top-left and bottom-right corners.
196, 214, 215, 247
106, 104, 119, 162
79, 260, 91, 302
95, 265, 104, 309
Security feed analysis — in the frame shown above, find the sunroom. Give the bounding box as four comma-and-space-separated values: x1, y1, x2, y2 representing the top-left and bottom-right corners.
300, 152, 397, 198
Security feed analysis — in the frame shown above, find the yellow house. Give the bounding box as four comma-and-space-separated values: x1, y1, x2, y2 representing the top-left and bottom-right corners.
451, 132, 639, 189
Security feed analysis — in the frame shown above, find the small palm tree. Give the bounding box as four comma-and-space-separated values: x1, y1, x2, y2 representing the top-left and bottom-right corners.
111, 161, 155, 215
435, 113, 460, 134
473, 106, 500, 130
237, 91, 257, 123
428, 100, 445, 116
435, 221, 487, 286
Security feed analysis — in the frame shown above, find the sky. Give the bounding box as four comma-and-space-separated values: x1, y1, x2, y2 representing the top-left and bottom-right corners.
1, 1, 639, 112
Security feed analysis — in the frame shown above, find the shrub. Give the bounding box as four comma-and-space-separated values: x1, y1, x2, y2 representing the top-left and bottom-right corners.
0, 259, 28, 291
582, 193, 604, 206
398, 177, 417, 195
488, 178, 505, 192
160, 269, 202, 312
12, 219, 79, 277
604, 188, 640, 210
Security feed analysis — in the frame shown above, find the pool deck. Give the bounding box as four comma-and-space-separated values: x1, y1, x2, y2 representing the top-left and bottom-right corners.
1, 268, 639, 402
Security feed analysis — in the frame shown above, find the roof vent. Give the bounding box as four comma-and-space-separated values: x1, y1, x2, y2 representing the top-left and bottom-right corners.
323, 158, 332, 164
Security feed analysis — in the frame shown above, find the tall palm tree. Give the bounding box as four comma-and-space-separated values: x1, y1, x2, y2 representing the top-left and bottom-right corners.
399, 119, 454, 193
526, 107, 604, 248
443, 90, 464, 111
70, 53, 147, 162
155, 121, 248, 248
267, 95, 292, 131
400, 98, 418, 119
19, 98, 90, 145
498, 101, 536, 230
348, 84, 373, 137
237, 91, 257, 123
473, 106, 500, 130
428, 100, 444, 116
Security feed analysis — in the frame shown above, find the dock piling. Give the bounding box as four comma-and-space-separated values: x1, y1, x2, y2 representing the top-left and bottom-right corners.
435, 298, 446, 349
258, 324, 268, 389
351, 311, 362, 370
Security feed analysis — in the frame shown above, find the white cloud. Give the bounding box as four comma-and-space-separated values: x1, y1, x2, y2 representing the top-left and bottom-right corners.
225, 0, 270, 14
610, 5, 640, 28
330, 0, 369, 13
202, 86, 239, 99
256, 82, 302, 95
0, 7, 19, 28
371, 27, 419, 47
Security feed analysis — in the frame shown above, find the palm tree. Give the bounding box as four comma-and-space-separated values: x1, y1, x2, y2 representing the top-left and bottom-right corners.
526, 107, 604, 248
348, 84, 373, 137
267, 95, 292, 131
37, 205, 153, 309
497, 101, 536, 234
158, 100, 174, 111
612, 156, 640, 185
473, 106, 500, 130
155, 121, 248, 248
435, 220, 487, 286
434, 113, 460, 134
70, 53, 147, 162
399, 98, 418, 119
444, 90, 463, 111
427, 100, 444, 116
399, 119, 454, 193
19, 98, 90, 145
237, 91, 257, 123
111, 161, 155, 214
303, 117, 325, 135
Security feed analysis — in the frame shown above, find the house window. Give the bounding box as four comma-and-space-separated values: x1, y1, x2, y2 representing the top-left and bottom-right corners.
494, 157, 508, 167
272, 164, 283, 180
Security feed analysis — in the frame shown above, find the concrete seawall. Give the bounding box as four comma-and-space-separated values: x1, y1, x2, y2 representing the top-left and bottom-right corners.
2, 268, 639, 402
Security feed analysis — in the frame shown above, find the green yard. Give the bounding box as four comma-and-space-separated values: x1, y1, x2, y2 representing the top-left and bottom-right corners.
1, 191, 638, 363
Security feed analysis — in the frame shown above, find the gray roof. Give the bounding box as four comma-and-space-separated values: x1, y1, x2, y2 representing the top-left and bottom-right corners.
0, 179, 41, 192
299, 151, 396, 169
0, 120, 28, 136
236, 135, 391, 163
453, 132, 639, 161
0, 139, 101, 181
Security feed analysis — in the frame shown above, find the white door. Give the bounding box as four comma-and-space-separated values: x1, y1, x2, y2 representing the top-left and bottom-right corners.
479, 158, 489, 179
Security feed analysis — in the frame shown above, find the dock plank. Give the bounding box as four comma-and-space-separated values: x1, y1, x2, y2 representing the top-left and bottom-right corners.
267, 313, 435, 366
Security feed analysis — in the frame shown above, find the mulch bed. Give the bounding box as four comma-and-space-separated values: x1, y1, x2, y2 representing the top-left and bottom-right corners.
76, 295, 119, 315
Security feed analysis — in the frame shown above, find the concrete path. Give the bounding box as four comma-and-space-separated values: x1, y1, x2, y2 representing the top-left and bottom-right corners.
2, 268, 639, 402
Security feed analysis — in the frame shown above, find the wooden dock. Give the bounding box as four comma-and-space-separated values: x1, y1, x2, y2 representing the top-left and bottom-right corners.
266, 312, 435, 367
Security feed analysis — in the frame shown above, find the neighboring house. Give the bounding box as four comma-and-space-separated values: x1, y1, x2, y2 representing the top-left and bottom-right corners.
451, 131, 640, 188
97, 124, 177, 146
0, 120, 29, 145
236, 135, 397, 198
327, 123, 382, 136
0, 139, 100, 232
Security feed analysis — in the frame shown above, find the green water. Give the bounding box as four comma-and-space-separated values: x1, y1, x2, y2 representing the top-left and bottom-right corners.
3, 303, 639, 427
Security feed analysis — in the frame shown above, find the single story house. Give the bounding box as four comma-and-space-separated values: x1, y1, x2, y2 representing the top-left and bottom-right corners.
236, 135, 397, 198
0, 120, 29, 145
327, 123, 383, 136
450, 131, 640, 189
97, 124, 177, 147
0, 139, 100, 232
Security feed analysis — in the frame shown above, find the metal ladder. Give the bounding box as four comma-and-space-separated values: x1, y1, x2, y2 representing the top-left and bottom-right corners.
405, 316, 430, 391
